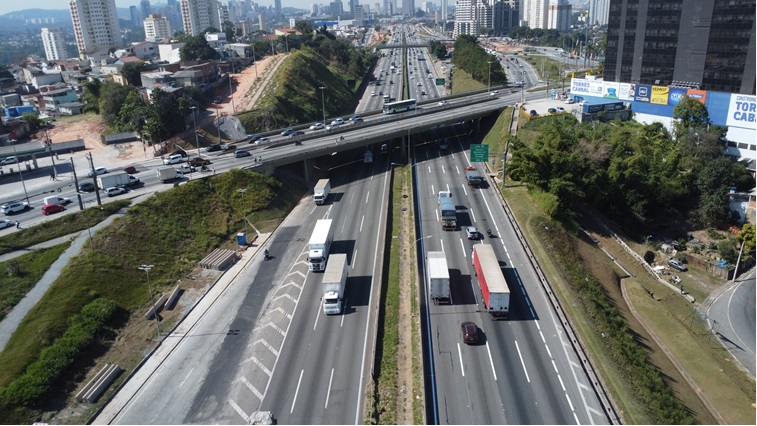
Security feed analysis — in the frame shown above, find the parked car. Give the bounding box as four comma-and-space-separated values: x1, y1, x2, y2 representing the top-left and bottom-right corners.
163, 154, 184, 165
105, 187, 127, 197
220, 144, 237, 152
1, 202, 30, 215
465, 226, 479, 240
78, 182, 95, 192
87, 167, 108, 177
309, 122, 325, 130
41, 203, 64, 215
529, 110, 538, 117
205, 144, 222, 152
548, 108, 557, 114
234, 150, 252, 158
564, 98, 575, 104
461, 321, 479, 344
556, 106, 565, 112
668, 259, 688, 272
0, 219, 14, 229
124, 165, 137, 174
188, 157, 211, 167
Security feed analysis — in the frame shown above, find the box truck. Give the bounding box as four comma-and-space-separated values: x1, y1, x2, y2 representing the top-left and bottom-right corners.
321, 253, 347, 314
43, 196, 71, 206
439, 198, 457, 230
427, 251, 450, 304
313, 179, 331, 205
308, 219, 333, 271
472, 244, 510, 319
465, 167, 484, 187
157, 167, 182, 183
98, 172, 140, 189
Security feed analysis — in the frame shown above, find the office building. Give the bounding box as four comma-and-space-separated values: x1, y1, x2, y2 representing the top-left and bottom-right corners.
492, 0, 518, 36
311, 3, 319, 15
383, 0, 393, 15
330, 0, 343, 15
588, 0, 609, 26
141, 0, 152, 18
604, 0, 755, 94
547, 0, 570, 32
403, 0, 415, 15
181, 0, 221, 36
41, 27, 67, 60
441, 0, 448, 20
275, 0, 282, 16
453, 0, 491, 37
258, 12, 266, 31
69, 0, 121, 57
144, 14, 173, 41
130, 6, 141, 27
522, 0, 547, 29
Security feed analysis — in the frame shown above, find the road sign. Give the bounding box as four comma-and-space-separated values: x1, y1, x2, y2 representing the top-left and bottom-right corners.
470, 144, 489, 162
435, 78, 445, 86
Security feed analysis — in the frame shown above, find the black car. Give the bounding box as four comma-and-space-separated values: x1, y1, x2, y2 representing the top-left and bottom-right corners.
548, 108, 557, 114
288, 130, 304, 137
220, 144, 237, 152
206, 144, 222, 152
234, 150, 252, 158
78, 182, 95, 192
189, 157, 211, 167
529, 110, 538, 117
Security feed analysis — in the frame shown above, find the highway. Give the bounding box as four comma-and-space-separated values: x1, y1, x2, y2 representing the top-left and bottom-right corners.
706, 273, 756, 378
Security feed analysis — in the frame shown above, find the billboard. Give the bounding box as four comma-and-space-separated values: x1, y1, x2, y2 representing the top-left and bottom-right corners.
668, 87, 688, 106
687, 89, 707, 104
618, 83, 635, 101
726, 94, 756, 130
571, 78, 591, 95
635, 85, 652, 102
651, 86, 669, 105
603, 82, 620, 99
589, 81, 604, 96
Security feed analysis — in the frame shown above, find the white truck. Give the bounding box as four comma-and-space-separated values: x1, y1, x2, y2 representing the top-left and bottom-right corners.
308, 219, 333, 272
321, 253, 347, 314
156, 167, 182, 183
427, 251, 450, 304
43, 196, 71, 206
98, 172, 140, 189
313, 179, 331, 205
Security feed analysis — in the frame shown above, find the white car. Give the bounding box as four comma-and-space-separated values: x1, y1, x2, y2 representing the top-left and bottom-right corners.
254, 137, 270, 145
371, 91, 376, 96
1, 202, 30, 215
0, 219, 14, 229
437, 100, 449, 106
87, 167, 108, 177
556, 106, 565, 112
1, 156, 18, 165
309, 122, 325, 130
564, 98, 575, 104
104, 187, 127, 197
330, 118, 344, 126
163, 154, 184, 165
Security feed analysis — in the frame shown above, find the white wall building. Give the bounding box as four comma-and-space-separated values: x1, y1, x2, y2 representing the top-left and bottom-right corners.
41, 27, 67, 61
180, 0, 221, 36
144, 14, 173, 42
521, 0, 548, 29
68, 0, 121, 57
547, 0, 570, 32
588, 0, 609, 26
453, 0, 491, 37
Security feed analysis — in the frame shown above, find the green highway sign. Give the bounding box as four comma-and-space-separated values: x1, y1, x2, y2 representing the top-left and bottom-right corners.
470, 144, 489, 162
435, 78, 445, 85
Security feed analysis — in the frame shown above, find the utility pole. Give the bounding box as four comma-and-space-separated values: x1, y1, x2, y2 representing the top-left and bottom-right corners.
86, 152, 102, 206
71, 157, 84, 210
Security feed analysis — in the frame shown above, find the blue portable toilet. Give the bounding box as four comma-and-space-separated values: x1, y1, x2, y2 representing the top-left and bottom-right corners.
237, 232, 247, 246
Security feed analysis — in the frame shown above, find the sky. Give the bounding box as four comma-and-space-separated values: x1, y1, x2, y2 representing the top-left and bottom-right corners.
0, 0, 318, 16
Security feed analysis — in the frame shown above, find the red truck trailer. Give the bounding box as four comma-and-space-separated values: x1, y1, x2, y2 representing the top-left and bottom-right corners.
472, 244, 510, 319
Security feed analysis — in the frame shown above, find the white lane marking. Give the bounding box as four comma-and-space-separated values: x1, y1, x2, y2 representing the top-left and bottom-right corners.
365, 191, 370, 204
340, 297, 347, 327
446, 183, 451, 193
558, 372, 567, 392
325, 368, 335, 408
179, 367, 195, 388
457, 343, 465, 377
308, 205, 317, 216
435, 208, 440, 222
360, 215, 365, 233
539, 330, 546, 344
240, 376, 264, 400
442, 165, 446, 174
462, 185, 468, 196
228, 398, 250, 423
459, 238, 467, 258
545, 343, 552, 359
515, 340, 530, 382
313, 304, 320, 331
428, 165, 431, 173
290, 369, 304, 414
470, 208, 477, 223
486, 341, 498, 381
552, 359, 558, 374
440, 239, 444, 253
352, 249, 357, 268
455, 165, 460, 174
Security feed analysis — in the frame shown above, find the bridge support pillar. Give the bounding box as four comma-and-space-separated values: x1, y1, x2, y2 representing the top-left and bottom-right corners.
302, 158, 310, 182
400, 134, 408, 162
474, 118, 481, 133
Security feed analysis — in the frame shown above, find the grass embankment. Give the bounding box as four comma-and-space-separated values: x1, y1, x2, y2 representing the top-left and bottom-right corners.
450, 68, 485, 95
0, 201, 128, 257
0, 242, 71, 321
481, 107, 513, 174
0, 169, 306, 423
367, 164, 424, 424
500, 114, 754, 424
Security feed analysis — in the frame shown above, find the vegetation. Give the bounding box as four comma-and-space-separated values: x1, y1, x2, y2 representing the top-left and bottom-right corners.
178, 33, 220, 61
0, 169, 305, 423
451, 35, 506, 86
427, 40, 447, 59
506, 115, 753, 229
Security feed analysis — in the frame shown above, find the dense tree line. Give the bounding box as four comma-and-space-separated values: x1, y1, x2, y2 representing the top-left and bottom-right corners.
507, 99, 753, 229
451, 35, 506, 86
427, 40, 448, 59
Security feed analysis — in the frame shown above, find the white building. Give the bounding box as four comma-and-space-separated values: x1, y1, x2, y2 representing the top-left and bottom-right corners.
547, 0, 570, 32
180, 0, 221, 36
144, 14, 173, 42
41, 27, 67, 61
311, 3, 319, 15
403, 0, 414, 16
588, 0, 609, 26
521, 0, 548, 29
453, 0, 491, 37
68, 0, 121, 57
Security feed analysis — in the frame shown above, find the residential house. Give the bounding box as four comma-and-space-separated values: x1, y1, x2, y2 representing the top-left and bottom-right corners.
39, 86, 79, 112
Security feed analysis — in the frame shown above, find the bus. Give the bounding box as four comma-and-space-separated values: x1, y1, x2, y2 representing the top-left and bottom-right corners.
383, 98, 417, 114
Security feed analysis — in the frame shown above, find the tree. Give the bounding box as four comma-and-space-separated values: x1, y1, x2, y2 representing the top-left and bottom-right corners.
81, 79, 102, 113
295, 20, 315, 36
180, 34, 219, 61
121, 61, 146, 87
737, 224, 756, 254
222, 20, 236, 43
21, 112, 41, 129
99, 82, 133, 128
673, 97, 710, 137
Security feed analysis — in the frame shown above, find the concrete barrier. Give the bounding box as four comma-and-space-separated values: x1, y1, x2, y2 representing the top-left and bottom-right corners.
75, 363, 122, 403
144, 293, 167, 320
166, 284, 182, 310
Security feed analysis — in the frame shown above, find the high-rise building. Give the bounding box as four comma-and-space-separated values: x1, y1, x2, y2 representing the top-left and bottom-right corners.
130, 6, 141, 26
492, 0, 518, 36
547, 0, 570, 32
69, 0, 121, 57
403, 0, 415, 15
604, 0, 755, 95
521, 0, 547, 29
141, 0, 152, 18
329, 0, 343, 15
275, 0, 282, 16
258, 12, 266, 31
144, 14, 173, 41
181, 0, 221, 36
453, 0, 490, 37
423, 2, 434, 13
441, 0, 448, 20
218, 3, 229, 23
311, 3, 319, 15
41, 27, 67, 60
587, 0, 609, 26
354, 4, 365, 19
383, 0, 393, 15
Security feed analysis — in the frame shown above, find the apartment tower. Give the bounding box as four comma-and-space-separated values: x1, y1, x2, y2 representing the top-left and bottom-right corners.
69, 0, 121, 57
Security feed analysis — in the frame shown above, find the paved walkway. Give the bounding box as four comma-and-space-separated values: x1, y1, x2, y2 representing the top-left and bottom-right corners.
0, 212, 125, 351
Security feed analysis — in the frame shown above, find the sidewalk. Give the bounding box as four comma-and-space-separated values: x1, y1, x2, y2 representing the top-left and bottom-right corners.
91, 233, 270, 424
0, 212, 125, 351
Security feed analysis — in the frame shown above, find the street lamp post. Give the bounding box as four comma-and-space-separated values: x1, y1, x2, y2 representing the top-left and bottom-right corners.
9, 140, 30, 204
251, 43, 258, 80
319, 86, 326, 125
216, 106, 222, 144
138, 264, 161, 337
190, 106, 200, 158
487, 60, 493, 94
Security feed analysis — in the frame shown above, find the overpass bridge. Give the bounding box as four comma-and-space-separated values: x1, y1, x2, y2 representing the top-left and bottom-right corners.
374, 40, 455, 50
244, 93, 510, 178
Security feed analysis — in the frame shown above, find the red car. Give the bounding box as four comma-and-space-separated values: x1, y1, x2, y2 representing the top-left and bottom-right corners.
41, 203, 64, 215
124, 165, 137, 174
461, 321, 479, 345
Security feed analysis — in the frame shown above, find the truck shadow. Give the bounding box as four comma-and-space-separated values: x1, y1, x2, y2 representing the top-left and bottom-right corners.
449, 269, 477, 306
342, 275, 371, 314
501, 265, 540, 321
